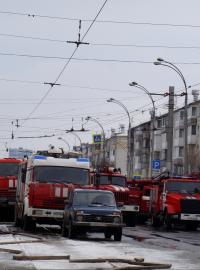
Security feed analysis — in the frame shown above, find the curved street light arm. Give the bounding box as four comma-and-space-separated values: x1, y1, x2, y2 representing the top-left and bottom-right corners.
158, 62, 187, 93
135, 84, 156, 114
110, 99, 131, 126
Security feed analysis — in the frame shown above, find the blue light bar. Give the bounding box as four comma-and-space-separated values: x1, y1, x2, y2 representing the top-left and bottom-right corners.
34, 155, 47, 160
77, 157, 89, 162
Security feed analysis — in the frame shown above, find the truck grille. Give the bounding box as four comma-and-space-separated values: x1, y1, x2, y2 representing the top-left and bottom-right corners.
84, 215, 113, 223
180, 199, 200, 214
34, 198, 64, 209
0, 189, 16, 198
114, 192, 129, 203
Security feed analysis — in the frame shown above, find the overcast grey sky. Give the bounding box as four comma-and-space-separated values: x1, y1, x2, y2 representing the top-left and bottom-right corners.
0, 0, 200, 155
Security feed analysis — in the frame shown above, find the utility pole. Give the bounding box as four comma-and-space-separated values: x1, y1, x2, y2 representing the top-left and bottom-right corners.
166, 86, 174, 176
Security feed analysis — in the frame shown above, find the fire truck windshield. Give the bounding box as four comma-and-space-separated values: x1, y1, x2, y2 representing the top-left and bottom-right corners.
0, 163, 19, 177
34, 166, 89, 185
99, 175, 126, 187
165, 181, 200, 193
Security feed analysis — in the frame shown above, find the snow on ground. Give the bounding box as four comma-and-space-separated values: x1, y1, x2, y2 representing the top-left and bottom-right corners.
0, 225, 200, 269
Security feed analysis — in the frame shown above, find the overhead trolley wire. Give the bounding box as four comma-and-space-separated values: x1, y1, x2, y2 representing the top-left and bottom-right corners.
13, 0, 109, 135
1, 51, 200, 65
1, 32, 200, 51
1, 10, 200, 29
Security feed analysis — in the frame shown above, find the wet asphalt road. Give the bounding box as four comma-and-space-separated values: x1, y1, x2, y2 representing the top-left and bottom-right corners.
0, 223, 199, 270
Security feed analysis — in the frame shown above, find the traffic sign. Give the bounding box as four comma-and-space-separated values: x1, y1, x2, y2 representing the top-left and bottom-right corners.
92, 134, 102, 144
152, 160, 161, 170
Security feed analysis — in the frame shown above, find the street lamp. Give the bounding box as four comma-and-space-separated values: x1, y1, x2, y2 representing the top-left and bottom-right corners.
57, 137, 70, 152
154, 58, 188, 175
85, 116, 106, 168
107, 98, 132, 178
129, 82, 156, 178
66, 131, 82, 152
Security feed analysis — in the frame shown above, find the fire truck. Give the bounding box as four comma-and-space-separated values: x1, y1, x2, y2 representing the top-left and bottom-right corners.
0, 158, 22, 220
15, 153, 91, 231
91, 168, 139, 226
150, 178, 200, 230
128, 179, 156, 223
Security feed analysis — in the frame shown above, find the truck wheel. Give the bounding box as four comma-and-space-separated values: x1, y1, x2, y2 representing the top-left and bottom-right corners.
61, 220, 68, 237
125, 213, 137, 227
151, 215, 161, 227
68, 220, 76, 239
104, 229, 112, 239
186, 221, 199, 231
23, 215, 36, 231
114, 228, 122, 241
163, 212, 172, 230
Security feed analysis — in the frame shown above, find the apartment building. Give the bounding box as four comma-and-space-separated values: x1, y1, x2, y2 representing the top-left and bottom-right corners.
131, 99, 200, 177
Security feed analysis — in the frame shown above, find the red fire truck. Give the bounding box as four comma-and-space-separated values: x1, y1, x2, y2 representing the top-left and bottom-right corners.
15, 154, 91, 230
128, 179, 156, 223
0, 158, 22, 220
150, 178, 200, 230
91, 168, 139, 226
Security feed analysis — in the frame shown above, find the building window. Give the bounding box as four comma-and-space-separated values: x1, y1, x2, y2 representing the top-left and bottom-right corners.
192, 107, 197, 116
180, 110, 184, 120
191, 125, 197, 135
179, 146, 184, 157
179, 129, 184, 138
157, 119, 162, 128
112, 149, 115, 156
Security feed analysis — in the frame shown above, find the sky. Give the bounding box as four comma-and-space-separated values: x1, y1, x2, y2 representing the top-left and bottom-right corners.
0, 0, 200, 156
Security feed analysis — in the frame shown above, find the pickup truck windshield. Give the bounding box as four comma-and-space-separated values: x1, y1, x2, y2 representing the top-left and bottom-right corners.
0, 163, 19, 177
166, 181, 200, 193
73, 191, 116, 207
99, 175, 126, 187
34, 166, 89, 185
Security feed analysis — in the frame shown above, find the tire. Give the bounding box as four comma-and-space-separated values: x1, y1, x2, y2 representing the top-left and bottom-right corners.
163, 211, 172, 230
23, 215, 36, 231
185, 221, 199, 231
151, 215, 161, 227
68, 220, 76, 239
14, 207, 21, 227
114, 228, 122, 241
125, 213, 137, 227
61, 220, 68, 237
104, 229, 112, 239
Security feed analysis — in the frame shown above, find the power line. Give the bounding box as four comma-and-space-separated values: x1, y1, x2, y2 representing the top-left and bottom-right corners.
1, 10, 200, 29
2, 51, 200, 65
2, 32, 200, 51
19, 0, 108, 126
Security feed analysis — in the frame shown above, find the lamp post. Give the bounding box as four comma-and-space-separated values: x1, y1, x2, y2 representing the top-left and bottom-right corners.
129, 82, 156, 178
57, 137, 70, 151
67, 132, 82, 152
107, 98, 132, 178
85, 116, 106, 168
154, 58, 188, 175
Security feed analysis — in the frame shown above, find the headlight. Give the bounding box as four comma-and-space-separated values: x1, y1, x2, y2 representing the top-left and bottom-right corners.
76, 210, 84, 215
76, 215, 84, 222
113, 216, 121, 223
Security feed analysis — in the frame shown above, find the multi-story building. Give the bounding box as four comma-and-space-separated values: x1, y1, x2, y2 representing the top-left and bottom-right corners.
9, 147, 33, 159
131, 98, 200, 177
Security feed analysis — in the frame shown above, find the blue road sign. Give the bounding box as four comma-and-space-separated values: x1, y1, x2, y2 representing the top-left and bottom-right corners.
93, 134, 102, 144
152, 160, 161, 170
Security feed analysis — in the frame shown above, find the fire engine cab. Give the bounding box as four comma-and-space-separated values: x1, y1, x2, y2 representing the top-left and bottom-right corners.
150, 178, 200, 230
0, 158, 22, 220
15, 153, 90, 230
